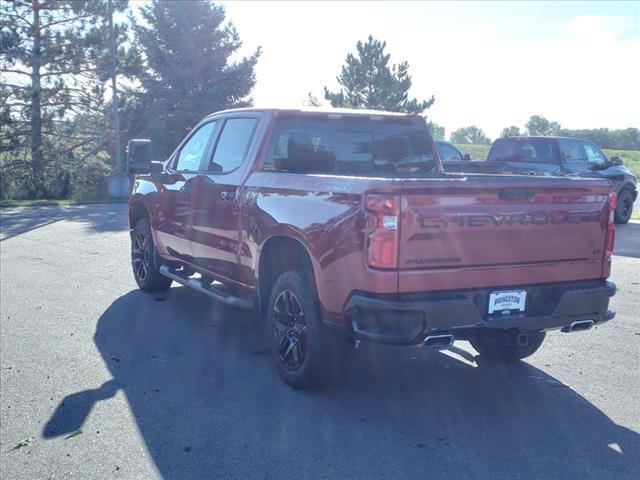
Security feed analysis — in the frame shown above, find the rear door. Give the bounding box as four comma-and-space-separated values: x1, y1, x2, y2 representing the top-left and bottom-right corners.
398, 177, 611, 292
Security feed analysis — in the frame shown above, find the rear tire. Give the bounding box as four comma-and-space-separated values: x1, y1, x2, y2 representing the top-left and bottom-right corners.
614, 189, 634, 224
131, 218, 172, 293
266, 269, 345, 389
470, 331, 545, 361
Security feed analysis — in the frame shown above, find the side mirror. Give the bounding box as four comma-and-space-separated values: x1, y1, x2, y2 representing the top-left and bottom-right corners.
127, 139, 152, 174
609, 156, 623, 167
463, 153, 471, 161
150, 161, 164, 178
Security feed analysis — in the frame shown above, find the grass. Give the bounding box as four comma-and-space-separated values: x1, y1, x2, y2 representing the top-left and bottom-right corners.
0, 198, 126, 208
454, 144, 640, 177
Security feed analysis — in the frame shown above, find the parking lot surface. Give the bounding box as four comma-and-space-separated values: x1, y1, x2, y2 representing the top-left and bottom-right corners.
1, 203, 639, 479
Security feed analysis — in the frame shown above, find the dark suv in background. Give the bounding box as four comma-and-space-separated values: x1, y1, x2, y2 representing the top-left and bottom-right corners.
435, 140, 470, 162
441, 136, 637, 223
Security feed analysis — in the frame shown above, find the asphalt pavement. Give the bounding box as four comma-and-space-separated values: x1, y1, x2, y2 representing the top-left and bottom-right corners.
1, 203, 639, 479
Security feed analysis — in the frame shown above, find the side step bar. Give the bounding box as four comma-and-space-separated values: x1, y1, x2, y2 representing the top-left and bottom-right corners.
159, 264, 254, 309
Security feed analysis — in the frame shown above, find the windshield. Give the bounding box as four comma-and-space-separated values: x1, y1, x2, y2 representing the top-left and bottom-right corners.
488, 137, 559, 164
264, 118, 436, 177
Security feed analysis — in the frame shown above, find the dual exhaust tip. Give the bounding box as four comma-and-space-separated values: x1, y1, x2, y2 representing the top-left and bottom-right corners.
422, 319, 594, 349
422, 333, 454, 349
561, 319, 595, 333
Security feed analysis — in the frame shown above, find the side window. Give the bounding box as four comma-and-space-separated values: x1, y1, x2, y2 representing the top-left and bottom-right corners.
209, 118, 257, 173
437, 143, 462, 162
558, 139, 586, 163
582, 142, 606, 164
175, 122, 217, 172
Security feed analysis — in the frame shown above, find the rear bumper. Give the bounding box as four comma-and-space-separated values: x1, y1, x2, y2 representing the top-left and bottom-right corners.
344, 280, 616, 345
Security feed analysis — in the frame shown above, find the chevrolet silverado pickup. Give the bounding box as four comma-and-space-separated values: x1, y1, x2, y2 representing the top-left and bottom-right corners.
127, 108, 617, 388
442, 136, 637, 223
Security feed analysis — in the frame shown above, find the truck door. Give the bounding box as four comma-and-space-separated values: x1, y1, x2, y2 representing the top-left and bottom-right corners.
190, 116, 260, 286
154, 121, 219, 263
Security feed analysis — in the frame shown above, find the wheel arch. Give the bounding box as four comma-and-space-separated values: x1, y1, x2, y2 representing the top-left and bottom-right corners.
617, 181, 637, 200
257, 235, 317, 316
129, 199, 150, 232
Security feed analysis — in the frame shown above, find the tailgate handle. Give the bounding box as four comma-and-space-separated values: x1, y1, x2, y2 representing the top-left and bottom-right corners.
498, 188, 536, 201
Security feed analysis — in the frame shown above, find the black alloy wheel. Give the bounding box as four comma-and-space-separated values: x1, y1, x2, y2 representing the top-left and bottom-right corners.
272, 289, 308, 371
131, 218, 172, 292
132, 231, 149, 283
615, 189, 634, 224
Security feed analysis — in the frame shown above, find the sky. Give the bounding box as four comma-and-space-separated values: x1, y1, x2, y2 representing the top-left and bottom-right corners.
209, 0, 640, 139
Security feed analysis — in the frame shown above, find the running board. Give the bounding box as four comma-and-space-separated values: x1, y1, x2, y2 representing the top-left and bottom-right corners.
159, 264, 254, 309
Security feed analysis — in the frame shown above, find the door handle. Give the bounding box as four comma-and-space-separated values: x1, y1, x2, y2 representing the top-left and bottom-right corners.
220, 190, 236, 201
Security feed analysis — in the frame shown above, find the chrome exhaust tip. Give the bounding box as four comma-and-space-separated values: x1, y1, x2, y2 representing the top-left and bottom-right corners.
422, 333, 454, 349
561, 320, 595, 333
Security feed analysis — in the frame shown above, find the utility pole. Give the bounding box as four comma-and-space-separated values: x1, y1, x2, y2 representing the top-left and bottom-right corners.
107, 0, 126, 197
31, 0, 44, 196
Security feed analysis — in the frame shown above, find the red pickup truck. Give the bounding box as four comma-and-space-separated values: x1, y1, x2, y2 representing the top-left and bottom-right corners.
127, 108, 617, 388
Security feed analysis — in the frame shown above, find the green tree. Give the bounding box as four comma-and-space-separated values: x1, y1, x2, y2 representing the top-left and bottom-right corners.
1, 0, 103, 197
132, 0, 260, 157
501, 126, 521, 137
450, 126, 490, 145
303, 92, 322, 107
1, 0, 133, 199
324, 35, 434, 114
428, 121, 445, 140
525, 115, 561, 136
555, 127, 640, 150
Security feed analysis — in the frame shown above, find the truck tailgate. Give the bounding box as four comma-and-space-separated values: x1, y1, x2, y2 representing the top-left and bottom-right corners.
399, 176, 611, 292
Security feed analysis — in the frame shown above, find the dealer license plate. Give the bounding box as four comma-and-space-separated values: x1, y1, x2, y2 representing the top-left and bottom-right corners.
488, 290, 526, 315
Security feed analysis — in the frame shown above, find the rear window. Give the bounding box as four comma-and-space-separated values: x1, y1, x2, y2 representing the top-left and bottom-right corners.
263, 119, 436, 177
488, 138, 558, 164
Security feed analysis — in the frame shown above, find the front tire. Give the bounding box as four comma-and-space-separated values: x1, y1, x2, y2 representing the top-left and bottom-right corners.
470, 331, 546, 361
266, 270, 343, 389
614, 189, 634, 224
131, 218, 172, 293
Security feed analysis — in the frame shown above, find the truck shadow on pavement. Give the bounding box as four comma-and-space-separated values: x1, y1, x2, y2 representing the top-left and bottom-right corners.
45, 287, 640, 479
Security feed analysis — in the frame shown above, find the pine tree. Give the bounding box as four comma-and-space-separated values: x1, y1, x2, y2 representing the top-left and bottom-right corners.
132, 0, 261, 157
0, 0, 132, 198
324, 35, 434, 114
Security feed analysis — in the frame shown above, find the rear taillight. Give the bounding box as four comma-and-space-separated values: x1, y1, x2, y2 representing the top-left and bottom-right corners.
605, 191, 617, 259
365, 194, 400, 269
